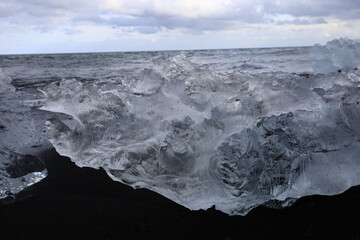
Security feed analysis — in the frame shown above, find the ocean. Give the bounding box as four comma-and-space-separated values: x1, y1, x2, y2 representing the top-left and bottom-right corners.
2, 46, 311, 90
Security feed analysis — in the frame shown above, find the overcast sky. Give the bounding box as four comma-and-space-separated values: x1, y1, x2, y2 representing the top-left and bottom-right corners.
1, 0, 360, 54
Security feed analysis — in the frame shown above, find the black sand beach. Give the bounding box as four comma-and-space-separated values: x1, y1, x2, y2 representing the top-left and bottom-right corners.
1, 148, 360, 240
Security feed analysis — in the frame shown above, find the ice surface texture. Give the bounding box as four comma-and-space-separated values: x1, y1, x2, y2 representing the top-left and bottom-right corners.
0, 71, 49, 155
311, 38, 360, 74
0, 149, 47, 199
41, 51, 360, 215
0, 70, 48, 199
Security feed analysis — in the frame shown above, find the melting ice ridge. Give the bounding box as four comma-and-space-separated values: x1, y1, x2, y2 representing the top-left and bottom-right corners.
40, 39, 360, 215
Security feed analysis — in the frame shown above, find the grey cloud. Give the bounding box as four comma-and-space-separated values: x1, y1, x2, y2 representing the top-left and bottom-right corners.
64, 28, 83, 35
103, 14, 242, 33
263, 0, 360, 19
275, 18, 327, 25
137, 26, 161, 34
73, 13, 104, 23
0, 0, 359, 35
0, 2, 22, 18
11, 0, 88, 11
0, 0, 90, 20
93, 0, 360, 33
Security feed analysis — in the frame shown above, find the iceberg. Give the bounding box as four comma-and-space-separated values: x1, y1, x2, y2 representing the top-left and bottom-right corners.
41, 50, 360, 215
311, 38, 360, 74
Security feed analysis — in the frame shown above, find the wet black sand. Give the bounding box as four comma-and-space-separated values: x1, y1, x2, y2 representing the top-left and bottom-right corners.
1, 148, 360, 240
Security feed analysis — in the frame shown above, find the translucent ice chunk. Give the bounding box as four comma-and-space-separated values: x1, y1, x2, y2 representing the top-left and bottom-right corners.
311, 38, 360, 74
41, 52, 360, 215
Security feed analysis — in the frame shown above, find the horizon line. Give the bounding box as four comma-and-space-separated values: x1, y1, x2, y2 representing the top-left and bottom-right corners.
0, 44, 312, 56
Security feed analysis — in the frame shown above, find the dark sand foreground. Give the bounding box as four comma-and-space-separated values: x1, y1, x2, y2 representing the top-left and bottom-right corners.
1, 148, 360, 240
